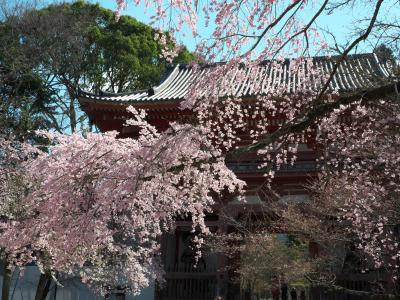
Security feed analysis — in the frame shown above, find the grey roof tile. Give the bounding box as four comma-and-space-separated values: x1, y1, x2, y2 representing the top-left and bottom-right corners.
78, 53, 397, 104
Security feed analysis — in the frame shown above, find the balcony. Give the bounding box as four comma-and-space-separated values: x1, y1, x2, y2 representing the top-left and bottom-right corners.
226, 161, 318, 174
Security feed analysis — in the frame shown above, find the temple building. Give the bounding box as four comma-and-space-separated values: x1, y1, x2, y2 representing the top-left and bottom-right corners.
77, 53, 397, 300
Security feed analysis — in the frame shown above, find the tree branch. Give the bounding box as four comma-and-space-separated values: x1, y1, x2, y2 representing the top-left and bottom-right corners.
243, 0, 303, 56
313, 0, 385, 104
228, 81, 400, 157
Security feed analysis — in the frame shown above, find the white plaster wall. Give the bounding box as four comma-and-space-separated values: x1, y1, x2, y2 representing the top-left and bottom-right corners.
0, 266, 155, 300
280, 194, 310, 203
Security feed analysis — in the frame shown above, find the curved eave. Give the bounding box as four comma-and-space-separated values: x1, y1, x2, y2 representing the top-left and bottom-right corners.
78, 53, 399, 109
79, 80, 400, 113
78, 94, 182, 112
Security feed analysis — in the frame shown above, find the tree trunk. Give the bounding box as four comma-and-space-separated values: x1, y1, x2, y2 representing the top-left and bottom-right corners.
1, 261, 11, 300
69, 97, 76, 133
35, 273, 52, 300
52, 272, 58, 300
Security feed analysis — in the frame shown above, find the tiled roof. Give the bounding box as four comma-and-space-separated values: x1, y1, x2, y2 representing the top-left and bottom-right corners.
78, 53, 397, 103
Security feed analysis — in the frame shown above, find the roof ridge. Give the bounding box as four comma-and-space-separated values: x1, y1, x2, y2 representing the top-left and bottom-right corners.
166, 52, 378, 69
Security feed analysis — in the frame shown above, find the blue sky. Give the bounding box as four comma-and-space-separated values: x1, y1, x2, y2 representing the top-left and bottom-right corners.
84, 0, 393, 55
18, 0, 398, 56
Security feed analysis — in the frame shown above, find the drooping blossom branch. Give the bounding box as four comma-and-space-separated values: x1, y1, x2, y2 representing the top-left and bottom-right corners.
0, 108, 244, 294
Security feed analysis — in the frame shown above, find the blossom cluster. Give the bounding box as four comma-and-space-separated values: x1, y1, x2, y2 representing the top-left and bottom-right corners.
0, 108, 244, 294
316, 98, 400, 272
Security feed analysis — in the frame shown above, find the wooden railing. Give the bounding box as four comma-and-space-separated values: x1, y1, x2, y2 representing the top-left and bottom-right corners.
227, 161, 318, 173
157, 275, 217, 300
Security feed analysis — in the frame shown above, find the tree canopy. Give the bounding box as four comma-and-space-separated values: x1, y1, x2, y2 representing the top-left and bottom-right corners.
0, 0, 194, 133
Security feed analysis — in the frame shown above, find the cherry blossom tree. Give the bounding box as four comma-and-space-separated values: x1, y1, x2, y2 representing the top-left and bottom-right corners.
114, 0, 400, 294
0, 108, 243, 296
1, 0, 399, 297
0, 136, 45, 298
205, 93, 400, 296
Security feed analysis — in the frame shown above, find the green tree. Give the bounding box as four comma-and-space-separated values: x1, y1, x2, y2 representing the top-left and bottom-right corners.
86, 8, 194, 93
374, 44, 395, 62
0, 21, 57, 141
1, 1, 194, 133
